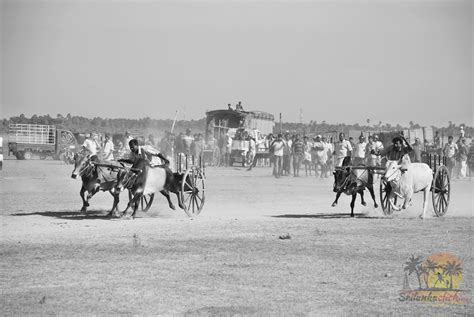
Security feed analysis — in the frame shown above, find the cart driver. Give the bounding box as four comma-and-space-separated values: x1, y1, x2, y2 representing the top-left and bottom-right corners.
128, 139, 169, 166
381, 134, 413, 164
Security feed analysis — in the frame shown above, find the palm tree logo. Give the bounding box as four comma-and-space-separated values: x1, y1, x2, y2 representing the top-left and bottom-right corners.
404, 255, 424, 289
443, 260, 463, 290
403, 252, 465, 291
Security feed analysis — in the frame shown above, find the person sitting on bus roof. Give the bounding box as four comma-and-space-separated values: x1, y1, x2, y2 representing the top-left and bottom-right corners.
235, 101, 243, 111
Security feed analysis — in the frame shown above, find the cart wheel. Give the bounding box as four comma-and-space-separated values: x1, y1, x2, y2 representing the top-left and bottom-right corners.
24, 151, 33, 160
140, 193, 155, 211
432, 165, 450, 217
380, 178, 396, 216
180, 167, 205, 217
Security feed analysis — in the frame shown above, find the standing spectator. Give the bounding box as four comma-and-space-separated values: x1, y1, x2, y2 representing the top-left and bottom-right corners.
282, 134, 292, 176
291, 134, 304, 177
124, 131, 134, 152
248, 136, 257, 166
348, 137, 356, 158
193, 133, 205, 160
373, 135, 384, 166
365, 135, 377, 166
468, 141, 474, 180
82, 133, 100, 156
323, 136, 334, 176
457, 138, 468, 178
271, 134, 285, 178
218, 133, 226, 166
159, 131, 173, 157
267, 133, 275, 167
434, 131, 441, 152
102, 133, 114, 161
353, 135, 367, 166
442, 136, 458, 179
145, 134, 156, 147
116, 141, 126, 159
312, 135, 327, 178
303, 136, 313, 176
411, 138, 423, 163
176, 132, 185, 154
225, 133, 232, 166
333, 132, 353, 167
182, 128, 194, 156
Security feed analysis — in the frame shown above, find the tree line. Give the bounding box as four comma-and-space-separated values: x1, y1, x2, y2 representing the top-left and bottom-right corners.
1, 113, 471, 139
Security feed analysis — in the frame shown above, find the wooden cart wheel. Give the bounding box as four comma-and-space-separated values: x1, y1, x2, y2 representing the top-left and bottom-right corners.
380, 178, 396, 216
180, 167, 205, 217
432, 165, 450, 217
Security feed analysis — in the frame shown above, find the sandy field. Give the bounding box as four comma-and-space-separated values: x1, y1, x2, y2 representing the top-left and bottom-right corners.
1, 159, 472, 315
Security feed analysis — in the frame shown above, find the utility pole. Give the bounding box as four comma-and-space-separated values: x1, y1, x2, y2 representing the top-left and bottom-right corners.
279, 113, 282, 133
299, 108, 303, 135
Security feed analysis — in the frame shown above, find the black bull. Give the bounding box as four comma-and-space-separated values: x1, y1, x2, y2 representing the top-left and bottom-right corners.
332, 158, 378, 217
70, 153, 121, 216
116, 158, 191, 219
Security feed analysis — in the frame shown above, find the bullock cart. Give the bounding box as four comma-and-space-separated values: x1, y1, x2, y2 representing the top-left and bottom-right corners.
379, 153, 450, 217
94, 154, 206, 217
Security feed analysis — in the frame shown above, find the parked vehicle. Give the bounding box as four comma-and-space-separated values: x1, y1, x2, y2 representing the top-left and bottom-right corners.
8, 124, 78, 160
205, 107, 274, 167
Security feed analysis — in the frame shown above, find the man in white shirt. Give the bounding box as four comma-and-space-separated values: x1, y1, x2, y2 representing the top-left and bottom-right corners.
333, 133, 352, 167
373, 135, 384, 166
443, 135, 458, 178
353, 135, 367, 166
82, 133, 100, 156
103, 133, 115, 161
271, 134, 285, 178
312, 135, 327, 178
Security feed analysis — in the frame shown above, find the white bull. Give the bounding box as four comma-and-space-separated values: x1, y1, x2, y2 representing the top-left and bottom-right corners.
383, 159, 433, 219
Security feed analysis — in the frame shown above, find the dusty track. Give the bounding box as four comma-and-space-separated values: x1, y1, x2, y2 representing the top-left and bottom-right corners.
1, 160, 472, 315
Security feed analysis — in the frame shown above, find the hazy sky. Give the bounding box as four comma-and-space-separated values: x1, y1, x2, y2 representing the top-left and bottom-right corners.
1, 0, 472, 127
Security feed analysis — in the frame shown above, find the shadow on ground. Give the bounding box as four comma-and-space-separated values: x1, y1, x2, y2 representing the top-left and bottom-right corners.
272, 213, 388, 219
11, 210, 116, 220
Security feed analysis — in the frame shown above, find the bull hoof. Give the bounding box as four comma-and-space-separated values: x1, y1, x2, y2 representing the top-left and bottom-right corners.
374, 203, 379, 208
331, 202, 337, 207
350, 214, 355, 218
80, 207, 87, 213
179, 204, 185, 210
170, 204, 176, 210
361, 202, 367, 206
85, 202, 90, 207
419, 214, 424, 219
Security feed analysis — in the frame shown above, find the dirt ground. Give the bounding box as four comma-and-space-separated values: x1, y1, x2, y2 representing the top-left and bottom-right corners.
1, 160, 472, 315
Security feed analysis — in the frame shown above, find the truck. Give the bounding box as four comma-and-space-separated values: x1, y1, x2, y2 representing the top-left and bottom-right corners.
8, 124, 78, 160
205, 108, 274, 167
